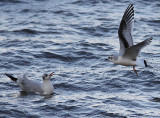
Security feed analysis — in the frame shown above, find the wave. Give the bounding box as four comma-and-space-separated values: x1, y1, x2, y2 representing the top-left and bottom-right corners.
0, 109, 38, 118
0, 0, 26, 4
33, 50, 99, 62
87, 109, 127, 117
33, 52, 80, 62
70, 0, 101, 6
13, 29, 38, 34
12, 28, 61, 35
151, 97, 160, 102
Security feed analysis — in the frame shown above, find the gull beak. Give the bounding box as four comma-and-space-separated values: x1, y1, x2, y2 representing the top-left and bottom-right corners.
49, 72, 54, 76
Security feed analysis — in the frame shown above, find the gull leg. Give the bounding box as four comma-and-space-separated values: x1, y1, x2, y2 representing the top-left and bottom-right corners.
133, 66, 138, 75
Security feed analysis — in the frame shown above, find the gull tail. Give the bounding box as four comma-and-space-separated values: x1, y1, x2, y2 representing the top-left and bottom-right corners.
5, 74, 18, 82
136, 59, 147, 68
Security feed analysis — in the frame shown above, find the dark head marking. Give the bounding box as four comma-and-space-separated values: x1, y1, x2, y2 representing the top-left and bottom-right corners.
43, 74, 48, 80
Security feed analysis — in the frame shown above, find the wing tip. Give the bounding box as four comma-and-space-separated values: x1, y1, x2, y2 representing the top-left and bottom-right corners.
126, 4, 134, 13
146, 37, 152, 44
123, 4, 134, 21
144, 60, 147, 67
128, 4, 133, 8
5, 73, 17, 82
130, 4, 133, 6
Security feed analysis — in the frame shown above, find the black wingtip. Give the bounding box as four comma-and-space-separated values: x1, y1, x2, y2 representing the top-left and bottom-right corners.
144, 60, 147, 67
127, 4, 134, 9
130, 4, 133, 6
5, 74, 17, 82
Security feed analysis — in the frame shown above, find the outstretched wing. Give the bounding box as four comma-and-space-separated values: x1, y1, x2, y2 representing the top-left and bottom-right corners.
118, 4, 134, 55
122, 38, 152, 60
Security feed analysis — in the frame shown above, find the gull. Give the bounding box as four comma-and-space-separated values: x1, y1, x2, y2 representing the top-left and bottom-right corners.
5, 72, 54, 95
107, 4, 152, 75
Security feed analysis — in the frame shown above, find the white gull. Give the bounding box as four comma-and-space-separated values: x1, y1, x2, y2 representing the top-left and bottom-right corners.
5, 72, 54, 95
107, 4, 152, 75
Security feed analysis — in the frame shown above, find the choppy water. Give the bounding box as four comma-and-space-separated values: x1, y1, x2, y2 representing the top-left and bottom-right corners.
0, 0, 160, 117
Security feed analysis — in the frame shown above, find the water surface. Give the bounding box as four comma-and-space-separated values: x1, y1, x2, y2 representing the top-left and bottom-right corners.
0, 0, 160, 117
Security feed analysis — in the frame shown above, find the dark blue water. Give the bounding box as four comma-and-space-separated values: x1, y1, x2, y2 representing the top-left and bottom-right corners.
0, 0, 160, 117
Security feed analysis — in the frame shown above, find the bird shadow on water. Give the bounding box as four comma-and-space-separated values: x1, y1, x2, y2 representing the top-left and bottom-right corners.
19, 91, 28, 96
10, 91, 28, 98
42, 93, 54, 100
12, 91, 55, 100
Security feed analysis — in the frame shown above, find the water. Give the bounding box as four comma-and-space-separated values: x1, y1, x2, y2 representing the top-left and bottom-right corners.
0, 0, 160, 117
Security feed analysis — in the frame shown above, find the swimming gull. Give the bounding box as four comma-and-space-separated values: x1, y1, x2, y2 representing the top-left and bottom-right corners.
5, 72, 54, 95
107, 4, 152, 75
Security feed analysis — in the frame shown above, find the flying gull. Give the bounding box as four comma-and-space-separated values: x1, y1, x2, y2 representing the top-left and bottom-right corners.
107, 4, 152, 75
5, 72, 54, 95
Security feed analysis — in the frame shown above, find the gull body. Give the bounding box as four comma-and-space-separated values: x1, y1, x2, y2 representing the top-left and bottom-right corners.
115, 56, 137, 66
5, 72, 54, 95
107, 4, 152, 75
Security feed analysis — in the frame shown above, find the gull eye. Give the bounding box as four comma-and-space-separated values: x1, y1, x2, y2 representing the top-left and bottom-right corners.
43, 74, 48, 78
43, 74, 48, 80
108, 56, 113, 59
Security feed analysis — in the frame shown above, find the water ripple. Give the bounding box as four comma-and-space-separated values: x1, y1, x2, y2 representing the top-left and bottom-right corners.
0, 0, 159, 117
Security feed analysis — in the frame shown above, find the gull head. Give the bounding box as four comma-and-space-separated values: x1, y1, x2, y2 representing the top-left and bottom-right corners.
107, 55, 118, 63
43, 72, 54, 80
